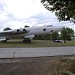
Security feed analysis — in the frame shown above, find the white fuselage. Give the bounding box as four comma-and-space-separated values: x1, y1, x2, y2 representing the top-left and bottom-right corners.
26, 25, 62, 35
0, 25, 63, 40
20, 25, 63, 38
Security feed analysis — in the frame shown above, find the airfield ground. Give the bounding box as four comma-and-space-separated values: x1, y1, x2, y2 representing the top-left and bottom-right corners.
0, 39, 74, 48
0, 55, 75, 75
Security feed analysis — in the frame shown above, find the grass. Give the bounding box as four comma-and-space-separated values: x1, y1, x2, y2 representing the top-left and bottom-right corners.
0, 39, 74, 48
62, 73, 69, 75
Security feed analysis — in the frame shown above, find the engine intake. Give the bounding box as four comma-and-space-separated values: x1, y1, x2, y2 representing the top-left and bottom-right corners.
17, 29, 20, 32
23, 29, 27, 32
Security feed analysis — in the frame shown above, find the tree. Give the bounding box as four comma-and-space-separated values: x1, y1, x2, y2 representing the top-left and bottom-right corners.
61, 28, 68, 42
41, 0, 75, 22
51, 32, 59, 41
66, 27, 74, 40
61, 27, 74, 42
3, 27, 12, 31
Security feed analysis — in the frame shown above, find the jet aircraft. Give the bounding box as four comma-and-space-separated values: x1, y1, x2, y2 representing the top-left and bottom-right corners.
0, 25, 63, 43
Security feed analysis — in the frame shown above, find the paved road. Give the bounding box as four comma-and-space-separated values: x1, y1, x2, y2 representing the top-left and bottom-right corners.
0, 46, 75, 58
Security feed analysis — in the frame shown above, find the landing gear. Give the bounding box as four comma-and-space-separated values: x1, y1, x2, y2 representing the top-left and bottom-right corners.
23, 38, 31, 43
4, 39, 7, 42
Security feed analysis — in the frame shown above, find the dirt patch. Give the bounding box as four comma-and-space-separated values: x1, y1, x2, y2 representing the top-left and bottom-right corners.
0, 55, 75, 75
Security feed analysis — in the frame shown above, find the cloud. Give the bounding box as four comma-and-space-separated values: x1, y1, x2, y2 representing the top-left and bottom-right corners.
0, 0, 74, 31
0, 0, 6, 13
30, 12, 58, 25
3, 0, 47, 19
0, 0, 48, 30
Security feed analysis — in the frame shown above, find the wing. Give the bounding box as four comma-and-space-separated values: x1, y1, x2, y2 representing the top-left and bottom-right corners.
0, 28, 28, 37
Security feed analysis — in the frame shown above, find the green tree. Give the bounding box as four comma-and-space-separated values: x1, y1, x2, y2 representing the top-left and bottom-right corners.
61, 27, 74, 42
3, 27, 12, 31
66, 27, 74, 40
51, 32, 59, 41
41, 0, 75, 22
61, 28, 68, 42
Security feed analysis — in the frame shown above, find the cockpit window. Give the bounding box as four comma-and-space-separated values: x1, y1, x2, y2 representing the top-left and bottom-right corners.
43, 29, 46, 31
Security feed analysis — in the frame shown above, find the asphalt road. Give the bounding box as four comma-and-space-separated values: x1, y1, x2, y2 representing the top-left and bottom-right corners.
0, 46, 75, 58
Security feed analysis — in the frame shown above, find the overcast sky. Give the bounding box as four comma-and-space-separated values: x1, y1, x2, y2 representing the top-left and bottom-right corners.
0, 0, 75, 31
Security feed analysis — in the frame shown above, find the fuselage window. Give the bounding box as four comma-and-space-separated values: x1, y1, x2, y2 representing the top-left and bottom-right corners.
43, 29, 46, 31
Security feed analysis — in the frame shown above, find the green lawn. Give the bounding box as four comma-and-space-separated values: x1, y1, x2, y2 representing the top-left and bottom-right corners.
0, 39, 74, 48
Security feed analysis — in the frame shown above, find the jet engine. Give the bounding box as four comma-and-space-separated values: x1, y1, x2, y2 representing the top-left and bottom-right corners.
16, 29, 27, 33
23, 29, 27, 32
17, 29, 20, 32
